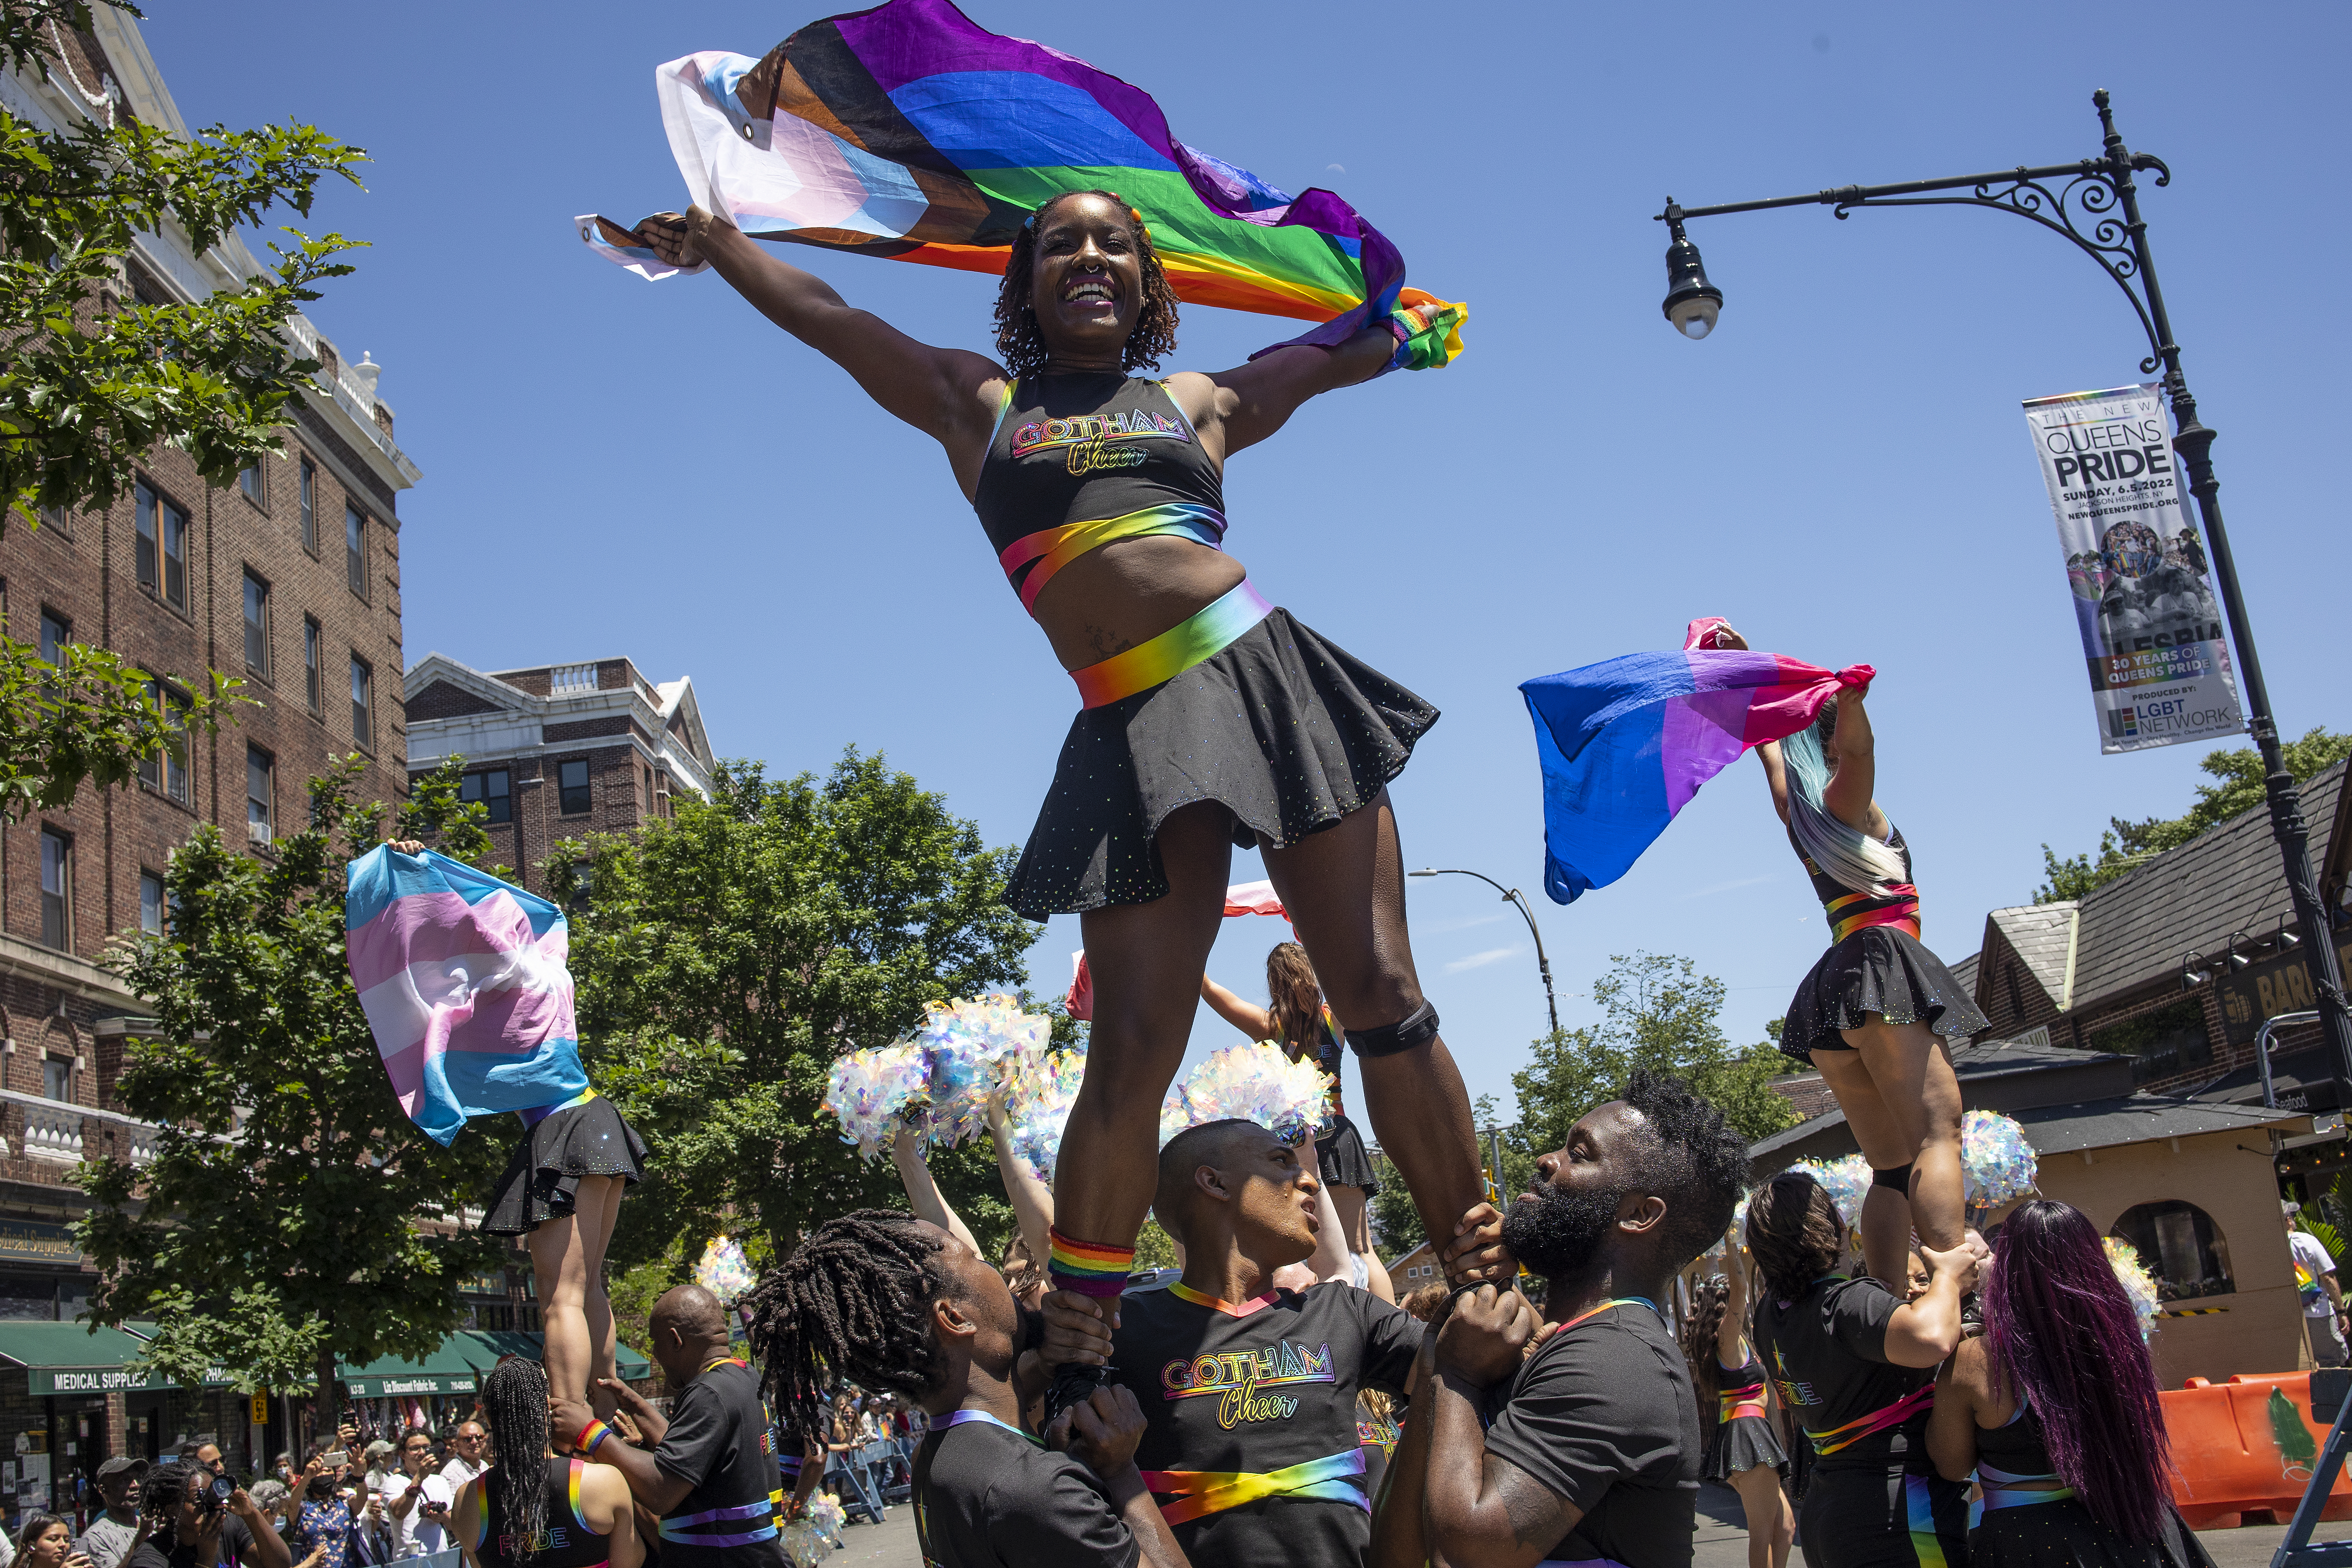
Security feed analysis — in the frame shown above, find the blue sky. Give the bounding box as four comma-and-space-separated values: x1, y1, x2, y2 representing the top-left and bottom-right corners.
141, 1, 2350, 1134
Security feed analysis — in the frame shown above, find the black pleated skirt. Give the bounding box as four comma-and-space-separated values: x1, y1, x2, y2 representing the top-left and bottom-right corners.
1004, 608, 1438, 919
1704, 1414, 1789, 1480
1778, 927, 1992, 1063
485, 1096, 648, 1235
1316, 1112, 1381, 1194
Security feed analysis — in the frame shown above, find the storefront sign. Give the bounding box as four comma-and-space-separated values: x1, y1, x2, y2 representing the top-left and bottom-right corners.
2219, 936, 2352, 1045
345, 1373, 476, 1397
28, 1362, 238, 1396
2021, 384, 2245, 754
0, 1222, 82, 1267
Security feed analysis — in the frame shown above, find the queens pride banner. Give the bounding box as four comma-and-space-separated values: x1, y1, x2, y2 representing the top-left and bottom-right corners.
346, 846, 586, 1147
2022, 383, 2243, 754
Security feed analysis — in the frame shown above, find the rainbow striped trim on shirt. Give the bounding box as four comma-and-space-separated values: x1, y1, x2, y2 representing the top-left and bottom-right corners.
566, 1458, 592, 1534
659, 1495, 784, 1548
1047, 1227, 1135, 1298
1070, 580, 1273, 709
1142, 1446, 1366, 1525
1806, 1381, 1935, 1456
998, 503, 1229, 613
1166, 1280, 1280, 1318
1824, 885, 1922, 943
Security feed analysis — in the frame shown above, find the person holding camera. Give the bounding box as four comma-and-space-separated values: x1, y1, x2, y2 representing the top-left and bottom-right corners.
377, 1430, 453, 1561
125, 1462, 291, 1568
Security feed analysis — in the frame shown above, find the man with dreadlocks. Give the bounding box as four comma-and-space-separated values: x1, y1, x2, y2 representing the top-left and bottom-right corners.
551, 1285, 785, 1568
743, 1210, 1191, 1568
636, 172, 1497, 1424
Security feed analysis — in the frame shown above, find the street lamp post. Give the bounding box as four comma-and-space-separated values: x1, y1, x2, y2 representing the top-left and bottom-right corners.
1406, 867, 1561, 1035
1652, 88, 2352, 1106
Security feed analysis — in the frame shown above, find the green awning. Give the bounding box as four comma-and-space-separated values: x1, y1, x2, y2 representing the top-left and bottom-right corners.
0, 1323, 235, 1396
456, 1330, 651, 1382
339, 1338, 484, 1398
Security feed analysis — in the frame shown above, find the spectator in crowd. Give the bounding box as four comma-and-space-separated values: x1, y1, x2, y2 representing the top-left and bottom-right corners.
77, 1458, 148, 1568
272, 1460, 296, 1494
2287, 1201, 2349, 1369
126, 1462, 292, 1568
379, 1429, 453, 1561
436, 1425, 489, 1496
294, 1472, 361, 1568
16, 1514, 90, 1568
357, 1449, 396, 1501
241, 1482, 295, 1556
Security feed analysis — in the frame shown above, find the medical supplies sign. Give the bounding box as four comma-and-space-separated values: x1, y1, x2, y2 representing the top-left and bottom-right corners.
2022, 383, 2245, 753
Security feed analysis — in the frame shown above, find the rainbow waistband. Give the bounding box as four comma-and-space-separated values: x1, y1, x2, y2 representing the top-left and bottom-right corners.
1976, 1463, 2074, 1513
1825, 885, 1922, 944
1718, 1384, 1768, 1424
1071, 580, 1272, 709
519, 1087, 598, 1128
659, 1494, 783, 1547
1047, 1228, 1134, 1298
1142, 1446, 1366, 1525
1807, 1382, 1934, 1455
1001, 504, 1229, 612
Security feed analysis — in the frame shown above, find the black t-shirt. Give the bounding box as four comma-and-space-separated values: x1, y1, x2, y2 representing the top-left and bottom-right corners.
127, 1515, 258, 1568
912, 1415, 1138, 1568
1481, 1300, 1699, 1568
1107, 1279, 1420, 1568
1753, 1276, 1932, 1470
652, 1358, 787, 1568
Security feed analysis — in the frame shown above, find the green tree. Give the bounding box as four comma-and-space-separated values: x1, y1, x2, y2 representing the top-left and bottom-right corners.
1510, 952, 1795, 1163
0, 1, 364, 824
2036, 727, 2352, 903
557, 750, 1045, 1270
81, 758, 511, 1427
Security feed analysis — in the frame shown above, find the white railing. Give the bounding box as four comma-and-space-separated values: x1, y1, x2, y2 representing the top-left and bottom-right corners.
549, 664, 598, 695
277, 316, 424, 485
20, 1101, 82, 1164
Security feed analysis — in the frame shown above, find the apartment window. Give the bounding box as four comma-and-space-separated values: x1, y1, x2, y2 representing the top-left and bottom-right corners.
303, 617, 323, 715
345, 504, 368, 598
239, 462, 263, 506
350, 655, 373, 750
42, 1058, 69, 1104
138, 870, 166, 936
242, 572, 271, 676
135, 480, 190, 609
38, 829, 70, 951
558, 759, 591, 816
37, 608, 65, 668
298, 458, 317, 554
460, 768, 512, 825
138, 678, 190, 804
247, 746, 274, 845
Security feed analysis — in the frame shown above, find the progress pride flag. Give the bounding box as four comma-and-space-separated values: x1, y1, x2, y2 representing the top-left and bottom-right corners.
346, 845, 587, 1146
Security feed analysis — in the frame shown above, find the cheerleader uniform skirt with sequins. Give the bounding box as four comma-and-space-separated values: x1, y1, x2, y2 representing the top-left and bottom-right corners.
1003, 608, 1438, 920
484, 1096, 649, 1235
1704, 1413, 1789, 1480
1778, 928, 1991, 1063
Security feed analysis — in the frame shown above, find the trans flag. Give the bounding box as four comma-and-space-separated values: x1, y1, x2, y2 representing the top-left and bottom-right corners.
1521, 633, 1874, 906
346, 846, 586, 1146
576, 0, 1464, 366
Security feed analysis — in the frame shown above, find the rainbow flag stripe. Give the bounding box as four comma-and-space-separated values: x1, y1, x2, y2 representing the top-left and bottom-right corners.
1071, 580, 1271, 709
1048, 1226, 1134, 1297
345, 845, 586, 1147
1520, 649, 1876, 905
1142, 1447, 1366, 1525
576, 0, 1463, 364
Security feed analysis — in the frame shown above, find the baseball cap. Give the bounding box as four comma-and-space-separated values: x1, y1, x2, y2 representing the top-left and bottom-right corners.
97, 1456, 150, 1481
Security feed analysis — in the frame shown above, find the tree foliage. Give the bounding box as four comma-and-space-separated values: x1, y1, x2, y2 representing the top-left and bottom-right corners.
82, 758, 511, 1422
557, 751, 1045, 1270
1510, 952, 1795, 1165
2036, 727, 2352, 903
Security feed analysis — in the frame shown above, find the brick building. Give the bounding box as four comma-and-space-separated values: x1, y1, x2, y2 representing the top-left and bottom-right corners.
0, 9, 417, 1503
403, 655, 717, 891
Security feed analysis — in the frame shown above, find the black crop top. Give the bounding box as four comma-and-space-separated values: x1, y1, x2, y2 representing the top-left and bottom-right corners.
972, 373, 1228, 613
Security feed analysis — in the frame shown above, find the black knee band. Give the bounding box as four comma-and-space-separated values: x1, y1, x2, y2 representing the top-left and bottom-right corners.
1872, 1163, 1915, 1194
1346, 1001, 1441, 1059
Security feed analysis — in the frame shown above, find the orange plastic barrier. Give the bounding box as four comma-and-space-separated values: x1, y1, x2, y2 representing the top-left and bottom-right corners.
2162, 1372, 2352, 1529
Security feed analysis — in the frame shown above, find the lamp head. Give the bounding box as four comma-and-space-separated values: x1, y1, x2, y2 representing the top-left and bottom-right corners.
1660, 201, 1722, 341
1408, 868, 1438, 878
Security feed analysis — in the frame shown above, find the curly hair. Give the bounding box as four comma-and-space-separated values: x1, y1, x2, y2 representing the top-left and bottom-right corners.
1265, 943, 1326, 1067
1746, 1171, 1845, 1305
992, 190, 1180, 381
1620, 1068, 1750, 1266
1680, 1274, 1731, 1406
742, 1209, 956, 1441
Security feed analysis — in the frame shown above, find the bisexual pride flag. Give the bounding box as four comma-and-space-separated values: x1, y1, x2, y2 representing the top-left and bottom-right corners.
576, 0, 1464, 364
1520, 644, 1874, 905
346, 846, 586, 1147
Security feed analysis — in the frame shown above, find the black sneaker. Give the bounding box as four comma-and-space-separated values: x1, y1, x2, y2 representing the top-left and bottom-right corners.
1044, 1362, 1116, 1430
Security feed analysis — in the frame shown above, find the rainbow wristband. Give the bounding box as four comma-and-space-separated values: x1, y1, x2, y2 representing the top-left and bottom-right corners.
578, 1419, 614, 1456
1048, 1227, 1135, 1299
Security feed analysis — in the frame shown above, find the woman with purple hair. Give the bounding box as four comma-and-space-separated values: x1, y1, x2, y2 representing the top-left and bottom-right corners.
1929, 1200, 2215, 1568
